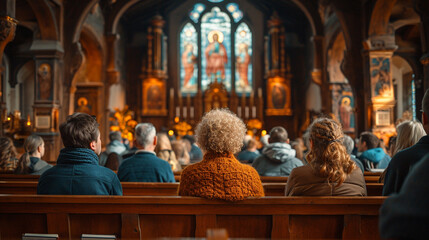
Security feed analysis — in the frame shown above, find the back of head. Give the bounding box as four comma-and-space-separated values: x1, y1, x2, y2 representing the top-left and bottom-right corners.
195, 109, 245, 154
360, 131, 380, 150
155, 133, 172, 153
342, 135, 355, 155
307, 118, 355, 186
260, 134, 270, 146
135, 123, 156, 148
109, 131, 122, 142
16, 135, 44, 174
394, 120, 426, 155
246, 138, 258, 150
60, 113, 99, 148
172, 140, 190, 165
0, 137, 17, 168
269, 126, 288, 143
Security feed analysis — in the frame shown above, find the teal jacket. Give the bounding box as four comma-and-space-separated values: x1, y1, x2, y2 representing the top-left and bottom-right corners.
359, 147, 391, 170
37, 148, 122, 195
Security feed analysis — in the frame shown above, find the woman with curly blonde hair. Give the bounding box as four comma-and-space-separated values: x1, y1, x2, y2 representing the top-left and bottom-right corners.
285, 118, 367, 196
178, 109, 264, 201
0, 137, 19, 173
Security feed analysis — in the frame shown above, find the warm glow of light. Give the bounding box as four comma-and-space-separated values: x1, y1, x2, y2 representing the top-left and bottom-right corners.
7, 117, 10, 121
168, 130, 174, 136
174, 117, 180, 123
261, 130, 267, 136
26, 121, 31, 126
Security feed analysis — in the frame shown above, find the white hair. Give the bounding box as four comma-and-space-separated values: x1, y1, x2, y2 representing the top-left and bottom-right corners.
135, 123, 156, 148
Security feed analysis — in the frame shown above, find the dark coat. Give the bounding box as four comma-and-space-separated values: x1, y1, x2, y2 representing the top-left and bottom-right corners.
37, 148, 122, 195
383, 135, 429, 196
117, 151, 175, 182
29, 157, 52, 175
380, 153, 429, 238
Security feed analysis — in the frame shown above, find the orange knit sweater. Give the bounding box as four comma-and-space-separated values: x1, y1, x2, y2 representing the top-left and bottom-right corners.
178, 151, 264, 201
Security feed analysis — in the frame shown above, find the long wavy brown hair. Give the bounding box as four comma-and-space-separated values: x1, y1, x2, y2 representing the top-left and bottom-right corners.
306, 118, 356, 186
0, 137, 18, 170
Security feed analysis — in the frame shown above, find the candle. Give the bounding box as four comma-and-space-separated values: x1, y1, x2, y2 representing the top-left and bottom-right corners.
176, 107, 180, 117
183, 107, 187, 118
237, 107, 241, 117
190, 107, 194, 118
245, 107, 249, 118
252, 106, 256, 118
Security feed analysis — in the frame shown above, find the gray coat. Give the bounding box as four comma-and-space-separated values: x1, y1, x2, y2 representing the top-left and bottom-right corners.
252, 142, 303, 176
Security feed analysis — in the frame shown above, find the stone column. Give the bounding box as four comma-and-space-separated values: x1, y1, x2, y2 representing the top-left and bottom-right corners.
0, 1, 17, 135
30, 40, 64, 163
363, 33, 397, 138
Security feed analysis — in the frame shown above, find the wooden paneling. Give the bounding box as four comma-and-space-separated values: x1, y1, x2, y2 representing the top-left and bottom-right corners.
0, 195, 385, 239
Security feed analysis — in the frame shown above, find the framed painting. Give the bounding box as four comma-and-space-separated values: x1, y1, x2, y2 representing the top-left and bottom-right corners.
265, 76, 292, 116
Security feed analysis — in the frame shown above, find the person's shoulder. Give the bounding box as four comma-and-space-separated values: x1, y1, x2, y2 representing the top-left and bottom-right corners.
289, 164, 311, 175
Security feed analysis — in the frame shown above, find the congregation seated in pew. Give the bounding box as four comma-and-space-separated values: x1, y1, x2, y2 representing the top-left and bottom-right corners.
285, 118, 367, 196
0, 137, 19, 173
117, 123, 175, 183
15, 134, 52, 175
37, 112, 123, 195
178, 109, 264, 201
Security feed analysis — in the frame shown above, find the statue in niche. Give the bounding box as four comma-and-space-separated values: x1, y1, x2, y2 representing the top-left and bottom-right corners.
147, 85, 163, 110
182, 43, 197, 88
271, 84, 286, 109
205, 31, 228, 82
339, 97, 352, 131
236, 43, 251, 88
38, 63, 52, 100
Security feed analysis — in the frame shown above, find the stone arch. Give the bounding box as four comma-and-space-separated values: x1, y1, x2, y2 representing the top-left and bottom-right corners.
290, 0, 324, 36
368, 0, 397, 36
27, 0, 59, 40
105, 0, 141, 34
69, 0, 100, 43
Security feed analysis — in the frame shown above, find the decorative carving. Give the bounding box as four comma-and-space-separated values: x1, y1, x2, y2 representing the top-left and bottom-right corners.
420, 52, 429, 66
204, 81, 229, 113
0, 16, 17, 42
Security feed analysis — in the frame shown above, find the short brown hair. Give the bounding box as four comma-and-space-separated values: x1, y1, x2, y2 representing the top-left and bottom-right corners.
359, 131, 379, 150
60, 112, 99, 148
269, 126, 288, 143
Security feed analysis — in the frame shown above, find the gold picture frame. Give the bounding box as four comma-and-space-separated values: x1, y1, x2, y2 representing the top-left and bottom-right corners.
265, 76, 292, 116
142, 77, 167, 116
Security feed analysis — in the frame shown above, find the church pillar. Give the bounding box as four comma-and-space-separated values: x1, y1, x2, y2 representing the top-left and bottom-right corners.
265, 12, 292, 116
0, 0, 17, 135
414, 0, 429, 90
140, 15, 167, 117
30, 40, 64, 164
363, 33, 397, 138
106, 33, 120, 86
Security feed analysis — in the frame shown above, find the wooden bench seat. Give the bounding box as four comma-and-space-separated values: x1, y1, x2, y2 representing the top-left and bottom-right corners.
0, 194, 386, 239
0, 181, 384, 196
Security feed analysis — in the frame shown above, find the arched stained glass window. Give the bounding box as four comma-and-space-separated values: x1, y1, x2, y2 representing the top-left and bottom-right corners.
180, 23, 198, 94
235, 22, 252, 93
190, 3, 205, 23
201, 7, 231, 91
226, 3, 243, 23
179, 2, 252, 96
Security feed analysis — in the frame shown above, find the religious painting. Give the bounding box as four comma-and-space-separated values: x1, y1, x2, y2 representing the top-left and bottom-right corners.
74, 86, 98, 117
36, 63, 53, 101
235, 22, 252, 95
331, 84, 355, 133
370, 56, 393, 99
142, 78, 167, 116
265, 77, 292, 116
201, 7, 231, 92
180, 23, 198, 95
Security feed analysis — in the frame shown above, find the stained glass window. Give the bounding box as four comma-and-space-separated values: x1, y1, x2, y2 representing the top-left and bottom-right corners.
226, 3, 243, 23
189, 3, 205, 23
235, 22, 252, 94
180, 2, 252, 95
180, 23, 198, 94
201, 7, 231, 91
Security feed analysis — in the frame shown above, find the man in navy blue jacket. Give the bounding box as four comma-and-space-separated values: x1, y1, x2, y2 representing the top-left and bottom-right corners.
117, 123, 175, 182
37, 113, 122, 195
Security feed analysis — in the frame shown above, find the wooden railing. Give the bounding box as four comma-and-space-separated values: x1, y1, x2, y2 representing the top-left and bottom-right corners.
0, 181, 383, 196
0, 194, 386, 239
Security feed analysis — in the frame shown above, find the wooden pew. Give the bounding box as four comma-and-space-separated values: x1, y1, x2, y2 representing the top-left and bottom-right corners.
0, 194, 386, 239
0, 181, 384, 196
0, 174, 381, 183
